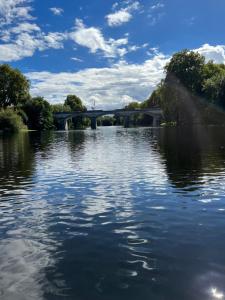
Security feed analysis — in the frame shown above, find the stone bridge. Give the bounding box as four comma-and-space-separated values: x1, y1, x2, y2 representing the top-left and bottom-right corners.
54, 108, 163, 130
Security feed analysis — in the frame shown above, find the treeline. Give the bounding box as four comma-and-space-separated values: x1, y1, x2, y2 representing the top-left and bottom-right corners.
0, 64, 89, 132
145, 50, 225, 125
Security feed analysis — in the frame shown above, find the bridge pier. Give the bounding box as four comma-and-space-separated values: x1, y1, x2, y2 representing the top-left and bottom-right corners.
58, 118, 69, 130
152, 116, 161, 127
124, 116, 130, 128
91, 117, 97, 130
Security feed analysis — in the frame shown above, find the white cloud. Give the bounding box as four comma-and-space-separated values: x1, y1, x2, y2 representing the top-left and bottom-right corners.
0, 0, 34, 26
50, 7, 64, 16
150, 3, 165, 10
71, 57, 83, 62
147, 47, 160, 56
148, 2, 165, 26
129, 43, 148, 52
0, 0, 68, 62
194, 44, 225, 64
0, 1, 148, 62
42, 32, 66, 50
0, 14, 138, 62
0, 31, 66, 62
69, 19, 129, 58
106, 1, 140, 27
106, 10, 132, 27
26, 53, 169, 109
0, 22, 40, 41
11, 22, 40, 33
112, 2, 119, 10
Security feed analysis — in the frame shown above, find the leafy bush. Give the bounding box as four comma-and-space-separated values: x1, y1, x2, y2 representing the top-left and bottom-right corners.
16, 108, 28, 124
0, 109, 26, 132
23, 97, 54, 130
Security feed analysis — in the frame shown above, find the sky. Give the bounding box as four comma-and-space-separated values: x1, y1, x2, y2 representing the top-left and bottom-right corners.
0, 0, 225, 109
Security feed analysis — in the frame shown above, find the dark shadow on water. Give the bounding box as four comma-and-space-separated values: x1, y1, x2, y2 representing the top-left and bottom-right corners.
153, 125, 225, 189
0, 132, 36, 189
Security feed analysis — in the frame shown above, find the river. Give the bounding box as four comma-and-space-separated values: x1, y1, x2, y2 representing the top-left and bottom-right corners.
0, 126, 225, 300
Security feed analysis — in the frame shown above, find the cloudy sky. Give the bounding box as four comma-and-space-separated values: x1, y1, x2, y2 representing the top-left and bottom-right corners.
0, 0, 225, 109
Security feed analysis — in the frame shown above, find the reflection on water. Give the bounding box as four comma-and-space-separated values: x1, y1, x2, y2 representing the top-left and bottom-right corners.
0, 127, 225, 300
157, 126, 225, 189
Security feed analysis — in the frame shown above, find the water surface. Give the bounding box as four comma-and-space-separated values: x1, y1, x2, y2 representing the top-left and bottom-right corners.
1, 126, 225, 300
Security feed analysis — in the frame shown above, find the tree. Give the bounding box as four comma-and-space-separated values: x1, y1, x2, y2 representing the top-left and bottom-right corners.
203, 74, 225, 108
145, 49, 225, 125
64, 95, 87, 129
51, 103, 71, 113
64, 95, 86, 112
97, 116, 116, 126
23, 97, 54, 130
124, 102, 140, 110
165, 50, 205, 94
0, 64, 30, 108
141, 81, 164, 109
203, 61, 225, 81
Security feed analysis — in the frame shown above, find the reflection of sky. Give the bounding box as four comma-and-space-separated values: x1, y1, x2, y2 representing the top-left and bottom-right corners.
0, 192, 63, 300
34, 128, 168, 218
26, 128, 170, 295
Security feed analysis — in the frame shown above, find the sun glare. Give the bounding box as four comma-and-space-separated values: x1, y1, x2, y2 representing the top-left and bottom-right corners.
211, 288, 224, 299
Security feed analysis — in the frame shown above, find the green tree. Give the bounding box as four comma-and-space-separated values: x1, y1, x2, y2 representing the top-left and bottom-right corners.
165, 50, 205, 94
0, 64, 30, 108
203, 74, 225, 108
64, 95, 87, 112
203, 61, 225, 81
124, 102, 140, 110
51, 103, 71, 113
141, 81, 164, 109
23, 97, 54, 130
64, 95, 87, 129
97, 116, 116, 126
146, 49, 225, 125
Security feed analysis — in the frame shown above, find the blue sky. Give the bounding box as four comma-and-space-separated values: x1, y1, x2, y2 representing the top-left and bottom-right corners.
0, 0, 225, 109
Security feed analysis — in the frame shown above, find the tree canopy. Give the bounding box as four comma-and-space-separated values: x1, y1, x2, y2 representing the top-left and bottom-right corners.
51, 103, 72, 113
0, 64, 30, 108
124, 101, 140, 110
165, 50, 205, 94
23, 97, 54, 130
64, 95, 87, 112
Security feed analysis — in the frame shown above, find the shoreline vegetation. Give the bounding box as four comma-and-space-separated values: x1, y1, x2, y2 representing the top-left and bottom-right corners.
1, 49, 225, 132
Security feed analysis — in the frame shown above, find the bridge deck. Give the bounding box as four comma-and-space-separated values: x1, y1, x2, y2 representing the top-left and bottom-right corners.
54, 108, 163, 119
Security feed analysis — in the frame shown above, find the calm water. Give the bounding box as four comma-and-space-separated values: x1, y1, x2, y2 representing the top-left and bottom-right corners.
1, 126, 225, 300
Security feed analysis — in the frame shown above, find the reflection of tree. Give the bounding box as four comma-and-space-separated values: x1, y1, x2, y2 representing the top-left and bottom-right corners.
200, 127, 225, 173
156, 126, 225, 189
67, 130, 86, 157
0, 132, 36, 188
0, 131, 58, 190
29, 131, 55, 154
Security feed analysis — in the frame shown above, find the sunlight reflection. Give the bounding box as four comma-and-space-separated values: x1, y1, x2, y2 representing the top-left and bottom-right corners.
211, 288, 224, 299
